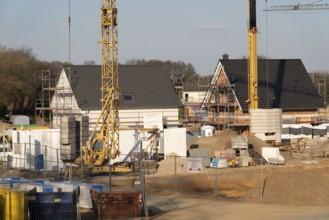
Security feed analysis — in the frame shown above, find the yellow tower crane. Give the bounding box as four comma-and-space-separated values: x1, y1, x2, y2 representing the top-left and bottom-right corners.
248, 0, 259, 111
80, 0, 124, 172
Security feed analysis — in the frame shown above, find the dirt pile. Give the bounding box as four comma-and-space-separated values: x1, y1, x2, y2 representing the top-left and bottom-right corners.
188, 130, 271, 155
241, 165, 329, 205
149, 133, 329, 206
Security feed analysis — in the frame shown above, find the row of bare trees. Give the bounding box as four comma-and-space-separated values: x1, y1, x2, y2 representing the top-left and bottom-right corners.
0, 46, 199, 118
2, 44, 326, 119
309, 71, 329, 106
0, 45, 65, 117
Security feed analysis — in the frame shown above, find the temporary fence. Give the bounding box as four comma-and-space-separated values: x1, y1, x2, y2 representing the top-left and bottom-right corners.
1, 142, 64, 172
0, 176, 111, 220
1, 145, 160, 182
148, 155, 268, 201
0, 153, 272, 220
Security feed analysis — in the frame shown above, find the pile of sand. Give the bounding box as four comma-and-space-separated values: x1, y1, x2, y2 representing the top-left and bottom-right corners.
188, 130, 271, 155
241, 165, 329, 205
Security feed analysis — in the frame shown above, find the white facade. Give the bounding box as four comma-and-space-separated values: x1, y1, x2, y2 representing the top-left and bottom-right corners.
81, 108, 179, 130
50, 69, 81, 128
182, 91, 206, 104
51, 68, 180, 130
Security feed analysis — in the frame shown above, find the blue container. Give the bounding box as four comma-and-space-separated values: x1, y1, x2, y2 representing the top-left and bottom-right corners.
0, 176, 23, 182
32, 179, 49, 184
35, 154, 44, 170
10, 176, 23, 181
42, 184, 54, 193
91, 184, 105, 192
28, 190, 78, 220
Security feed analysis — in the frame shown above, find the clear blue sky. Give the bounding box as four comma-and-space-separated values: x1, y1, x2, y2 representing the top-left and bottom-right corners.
0, 0, 328, 75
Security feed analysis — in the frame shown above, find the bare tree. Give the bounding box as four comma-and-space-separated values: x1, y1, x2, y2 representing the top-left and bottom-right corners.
0, 45, 61, 116
83, 60, 97, 65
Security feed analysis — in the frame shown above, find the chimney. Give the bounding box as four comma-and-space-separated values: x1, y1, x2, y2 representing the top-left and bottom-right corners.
222, 53, 229, 60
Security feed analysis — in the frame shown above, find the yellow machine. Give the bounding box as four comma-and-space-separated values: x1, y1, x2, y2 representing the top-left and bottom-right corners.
77, 0, 128, 173
248, 0, 258, 111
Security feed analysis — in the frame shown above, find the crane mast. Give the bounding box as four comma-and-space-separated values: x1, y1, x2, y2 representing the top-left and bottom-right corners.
81, 0, 120, 167
248, 0, 258, 110
100, 0, 120, 160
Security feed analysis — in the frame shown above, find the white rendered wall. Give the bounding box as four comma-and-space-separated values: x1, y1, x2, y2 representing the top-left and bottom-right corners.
164, 128, 187, 157
82, 108, 180, 130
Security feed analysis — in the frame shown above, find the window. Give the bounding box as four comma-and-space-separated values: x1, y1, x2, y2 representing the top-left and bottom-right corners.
185, 94, 189, 102
122, 94, 135, 103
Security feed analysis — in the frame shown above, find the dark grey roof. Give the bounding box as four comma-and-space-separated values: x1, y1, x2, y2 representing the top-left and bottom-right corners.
183, 82, 208, 92
220, 59, 324, 111
70, 65, 183, 110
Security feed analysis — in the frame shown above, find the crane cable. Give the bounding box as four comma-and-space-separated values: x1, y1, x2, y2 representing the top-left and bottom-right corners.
257, 0, 269, 108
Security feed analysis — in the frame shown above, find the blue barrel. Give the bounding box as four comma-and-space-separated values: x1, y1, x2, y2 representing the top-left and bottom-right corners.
28, 189, 78, 220
35, 154, 44, 171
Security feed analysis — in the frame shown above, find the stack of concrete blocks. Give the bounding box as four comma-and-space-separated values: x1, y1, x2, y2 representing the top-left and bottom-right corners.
325, 123, 329, 137
250, 108, 282, 145
231, 135, 248, 151
301, 124, 313, 139
60, 116, 76, 160
75, 115, 89, 156
189, 148, 211, 167
312, 124, 327, 138
231, 136, 251, 167
282, 123, 329, 144
281, 124, 292, 143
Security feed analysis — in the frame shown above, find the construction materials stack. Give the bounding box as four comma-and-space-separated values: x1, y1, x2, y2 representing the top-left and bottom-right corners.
75, 115, 89, 155
250, 108, 282, 145
60, 116, 76, 160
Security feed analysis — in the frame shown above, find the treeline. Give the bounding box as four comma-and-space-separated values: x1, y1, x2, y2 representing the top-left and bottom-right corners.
0, 46, 200, 118
0, 45, 67, 117
309, 71, 329, 106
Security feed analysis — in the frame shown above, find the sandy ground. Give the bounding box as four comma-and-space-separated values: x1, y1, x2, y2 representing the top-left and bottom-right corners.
147, 192, 329, 220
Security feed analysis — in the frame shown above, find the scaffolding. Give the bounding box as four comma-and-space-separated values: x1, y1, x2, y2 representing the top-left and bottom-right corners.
199, 63, 240, 128
51, 68, 78, 128
205, 83, 238, 128
34, 68, 78, 128
34, 69, 56, 126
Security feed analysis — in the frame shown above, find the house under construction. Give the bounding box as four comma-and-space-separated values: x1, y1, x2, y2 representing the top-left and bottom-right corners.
183, 55, 324, 130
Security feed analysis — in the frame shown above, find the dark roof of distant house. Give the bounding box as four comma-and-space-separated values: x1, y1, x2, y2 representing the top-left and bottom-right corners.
220, 59, 324, 111
183, 82, 208, 92
70, 65, 183, 110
